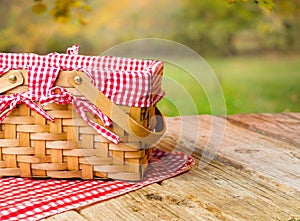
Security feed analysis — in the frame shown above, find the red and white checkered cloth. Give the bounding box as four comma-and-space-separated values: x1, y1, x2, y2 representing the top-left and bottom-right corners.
0, 45, 165, 143
0, 148, 194, 221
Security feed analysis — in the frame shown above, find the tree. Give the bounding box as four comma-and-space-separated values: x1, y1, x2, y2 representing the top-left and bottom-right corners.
31, 0, 275, 24
32, 0, 90, 24
227, 0, 274, 11
174, 1, 262, 55
227, 0, 300, 52
2, 0, 298, 54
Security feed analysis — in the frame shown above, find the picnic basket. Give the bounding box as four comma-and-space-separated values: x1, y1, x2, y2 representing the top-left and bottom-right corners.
0, 45, 166, 181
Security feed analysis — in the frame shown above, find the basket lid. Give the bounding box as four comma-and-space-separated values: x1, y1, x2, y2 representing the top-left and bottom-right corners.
0, 44, 165, 107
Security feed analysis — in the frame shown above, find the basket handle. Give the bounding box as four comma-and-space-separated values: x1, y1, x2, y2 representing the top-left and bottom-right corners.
0, 70, 24, 94
68, 71, 166, 145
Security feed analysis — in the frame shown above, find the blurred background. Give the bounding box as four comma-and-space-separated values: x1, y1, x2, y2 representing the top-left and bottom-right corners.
0, 0, 299, 116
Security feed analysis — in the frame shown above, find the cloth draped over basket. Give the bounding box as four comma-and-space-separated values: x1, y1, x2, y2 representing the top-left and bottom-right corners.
0, 45, 165, 144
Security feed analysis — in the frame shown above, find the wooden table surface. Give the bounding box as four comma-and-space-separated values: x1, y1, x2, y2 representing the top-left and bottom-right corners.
43, 113, 300, 221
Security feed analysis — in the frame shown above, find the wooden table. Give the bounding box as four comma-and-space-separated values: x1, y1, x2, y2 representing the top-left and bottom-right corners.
43, 113, 300, 221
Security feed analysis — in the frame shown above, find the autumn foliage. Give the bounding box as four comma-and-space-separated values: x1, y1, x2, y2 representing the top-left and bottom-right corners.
0, 0, 299, 55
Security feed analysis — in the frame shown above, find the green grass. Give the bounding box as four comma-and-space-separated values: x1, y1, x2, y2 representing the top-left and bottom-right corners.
157, 55, 300, 116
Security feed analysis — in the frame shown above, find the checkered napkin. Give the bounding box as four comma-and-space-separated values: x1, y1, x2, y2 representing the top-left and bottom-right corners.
0, 45, 165, 143
0, 148, 194, 221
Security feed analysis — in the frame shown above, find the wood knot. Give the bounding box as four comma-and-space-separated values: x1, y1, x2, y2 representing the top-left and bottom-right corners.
145, 193, 163, 201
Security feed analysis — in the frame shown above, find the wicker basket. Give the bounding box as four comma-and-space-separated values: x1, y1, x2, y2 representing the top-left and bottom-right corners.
0, 59, 165, 180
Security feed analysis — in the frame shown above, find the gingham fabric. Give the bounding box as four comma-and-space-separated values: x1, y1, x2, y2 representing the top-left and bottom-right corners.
0, 45, 165, 143
0, 148, 194, 221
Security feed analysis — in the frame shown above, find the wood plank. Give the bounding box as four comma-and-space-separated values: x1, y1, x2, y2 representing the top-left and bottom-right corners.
80, 183, 221, 221
226, 112, 300, 146
161, 160, 300, 221
284, 112, 300, 121
162, 115, 300, 192
41, 211, 88, 221
80, 159, 300, 221
44, 114, 300, 220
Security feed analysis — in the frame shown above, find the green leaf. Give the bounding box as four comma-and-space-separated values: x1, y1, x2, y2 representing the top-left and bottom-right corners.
32, 2, 47, 14
227, 0, 274, 11
257, 0, 274, 11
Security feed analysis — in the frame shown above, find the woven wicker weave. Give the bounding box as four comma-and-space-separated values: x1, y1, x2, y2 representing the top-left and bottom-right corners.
0, 70, 163, 181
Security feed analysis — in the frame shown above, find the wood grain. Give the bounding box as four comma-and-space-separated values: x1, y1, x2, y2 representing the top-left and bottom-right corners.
41, 113, 300, 221
40, 211, 88, 221
162, 115, 300, 192
226, 113, 300, 147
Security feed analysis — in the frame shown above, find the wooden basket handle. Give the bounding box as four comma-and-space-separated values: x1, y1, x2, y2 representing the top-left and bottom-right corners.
68, 71, 166, 145
0, 71, 24, 94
